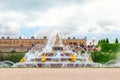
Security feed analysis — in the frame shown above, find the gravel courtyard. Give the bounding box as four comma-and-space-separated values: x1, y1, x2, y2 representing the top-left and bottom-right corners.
0, 68, 120, 80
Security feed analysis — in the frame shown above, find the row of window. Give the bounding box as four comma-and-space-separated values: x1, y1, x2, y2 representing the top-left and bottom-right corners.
0, 41, 85, 44
69, 41, 85, 44
0, 41, 45, 44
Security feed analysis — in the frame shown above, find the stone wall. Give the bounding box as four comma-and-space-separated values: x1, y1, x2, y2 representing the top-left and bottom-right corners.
0, 36, 87, 52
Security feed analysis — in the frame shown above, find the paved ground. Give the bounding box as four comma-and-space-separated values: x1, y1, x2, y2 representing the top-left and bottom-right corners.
0, 68, 120, 80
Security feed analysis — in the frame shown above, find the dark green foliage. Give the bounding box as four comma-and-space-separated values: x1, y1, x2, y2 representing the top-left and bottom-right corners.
103, 39, 106, 43
108, 50, 113, 53
0, 53, 3, 61
115, 38, 119, 43
101, 40, 103, 43
91, 51, 117, 63
11, 50, 16, 53
98, 38, 110, 45
100, 39, 103, 44
101, 43, 120, 52
81, 50, 85, 54
98, 40, 101, 45
106, 38, 109, 43
94, 38, 119, 63
98, 38, 120, 52
0, 53, 25, 63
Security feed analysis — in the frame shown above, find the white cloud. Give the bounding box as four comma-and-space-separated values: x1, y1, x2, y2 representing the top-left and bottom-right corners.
0, 11, 27, 36
0, 0, 120, 38
33, 0, 120, 37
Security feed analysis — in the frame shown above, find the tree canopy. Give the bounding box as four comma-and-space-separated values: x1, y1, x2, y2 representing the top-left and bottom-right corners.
115, 38, 119, 43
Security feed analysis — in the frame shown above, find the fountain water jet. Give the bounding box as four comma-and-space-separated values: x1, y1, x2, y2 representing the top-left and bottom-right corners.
13, 31, 96, 68
0, 60, 15, 67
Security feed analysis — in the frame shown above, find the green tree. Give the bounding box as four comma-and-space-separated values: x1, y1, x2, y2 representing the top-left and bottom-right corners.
101, 39, 103, 43
115, 38, 119, 43
103, 39, 106, 43
98, 40, 101, 45
106, 38, 109, 43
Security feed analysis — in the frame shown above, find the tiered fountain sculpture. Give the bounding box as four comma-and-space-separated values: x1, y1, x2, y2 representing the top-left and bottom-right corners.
13, 31, 94, 67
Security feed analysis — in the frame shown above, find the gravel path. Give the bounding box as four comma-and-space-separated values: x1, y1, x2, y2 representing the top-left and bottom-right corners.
0, 68, 120, 80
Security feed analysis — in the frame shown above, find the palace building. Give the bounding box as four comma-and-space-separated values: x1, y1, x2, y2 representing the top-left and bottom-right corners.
0, 36, 87, 52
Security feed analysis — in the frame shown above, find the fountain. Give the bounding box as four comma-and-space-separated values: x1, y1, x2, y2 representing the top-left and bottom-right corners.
0, 61, 14, 67
12, 31, 97, 68
0, 31, 119, 68
103, 53, 120, 67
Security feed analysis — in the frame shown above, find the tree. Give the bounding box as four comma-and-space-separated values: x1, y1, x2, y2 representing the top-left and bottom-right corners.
106, 38, 109, 43
101, 39, 103, 43
98, 40, 101, 45
103, 39, 106, 43
115, 38, 119, 43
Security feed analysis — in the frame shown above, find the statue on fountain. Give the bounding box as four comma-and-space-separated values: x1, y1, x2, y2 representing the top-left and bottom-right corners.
52, 33, 63, 51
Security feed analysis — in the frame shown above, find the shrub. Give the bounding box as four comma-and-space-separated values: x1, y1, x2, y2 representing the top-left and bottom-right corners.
91, 51, 117, 63
1, 53, 25, 63
11, 50, 16, 53
0, 53, 3, 61
101, 43, 120, 52
81, 50, 85, 54
108, 50, 113, 53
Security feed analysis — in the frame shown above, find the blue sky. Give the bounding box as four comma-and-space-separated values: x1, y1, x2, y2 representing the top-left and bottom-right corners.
20, 27, 40, 37
0, 0, 120, 44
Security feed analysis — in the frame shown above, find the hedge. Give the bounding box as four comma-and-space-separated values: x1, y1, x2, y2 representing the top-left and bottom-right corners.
0, 53, 25, 63
100, 43, 120, 52
91, 51, 117, 63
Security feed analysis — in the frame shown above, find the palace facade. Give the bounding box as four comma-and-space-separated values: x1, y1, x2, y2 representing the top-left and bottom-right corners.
0, 36, 87, 52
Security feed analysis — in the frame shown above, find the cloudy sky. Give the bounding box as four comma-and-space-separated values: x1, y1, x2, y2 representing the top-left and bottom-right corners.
0, 0, 120, 43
